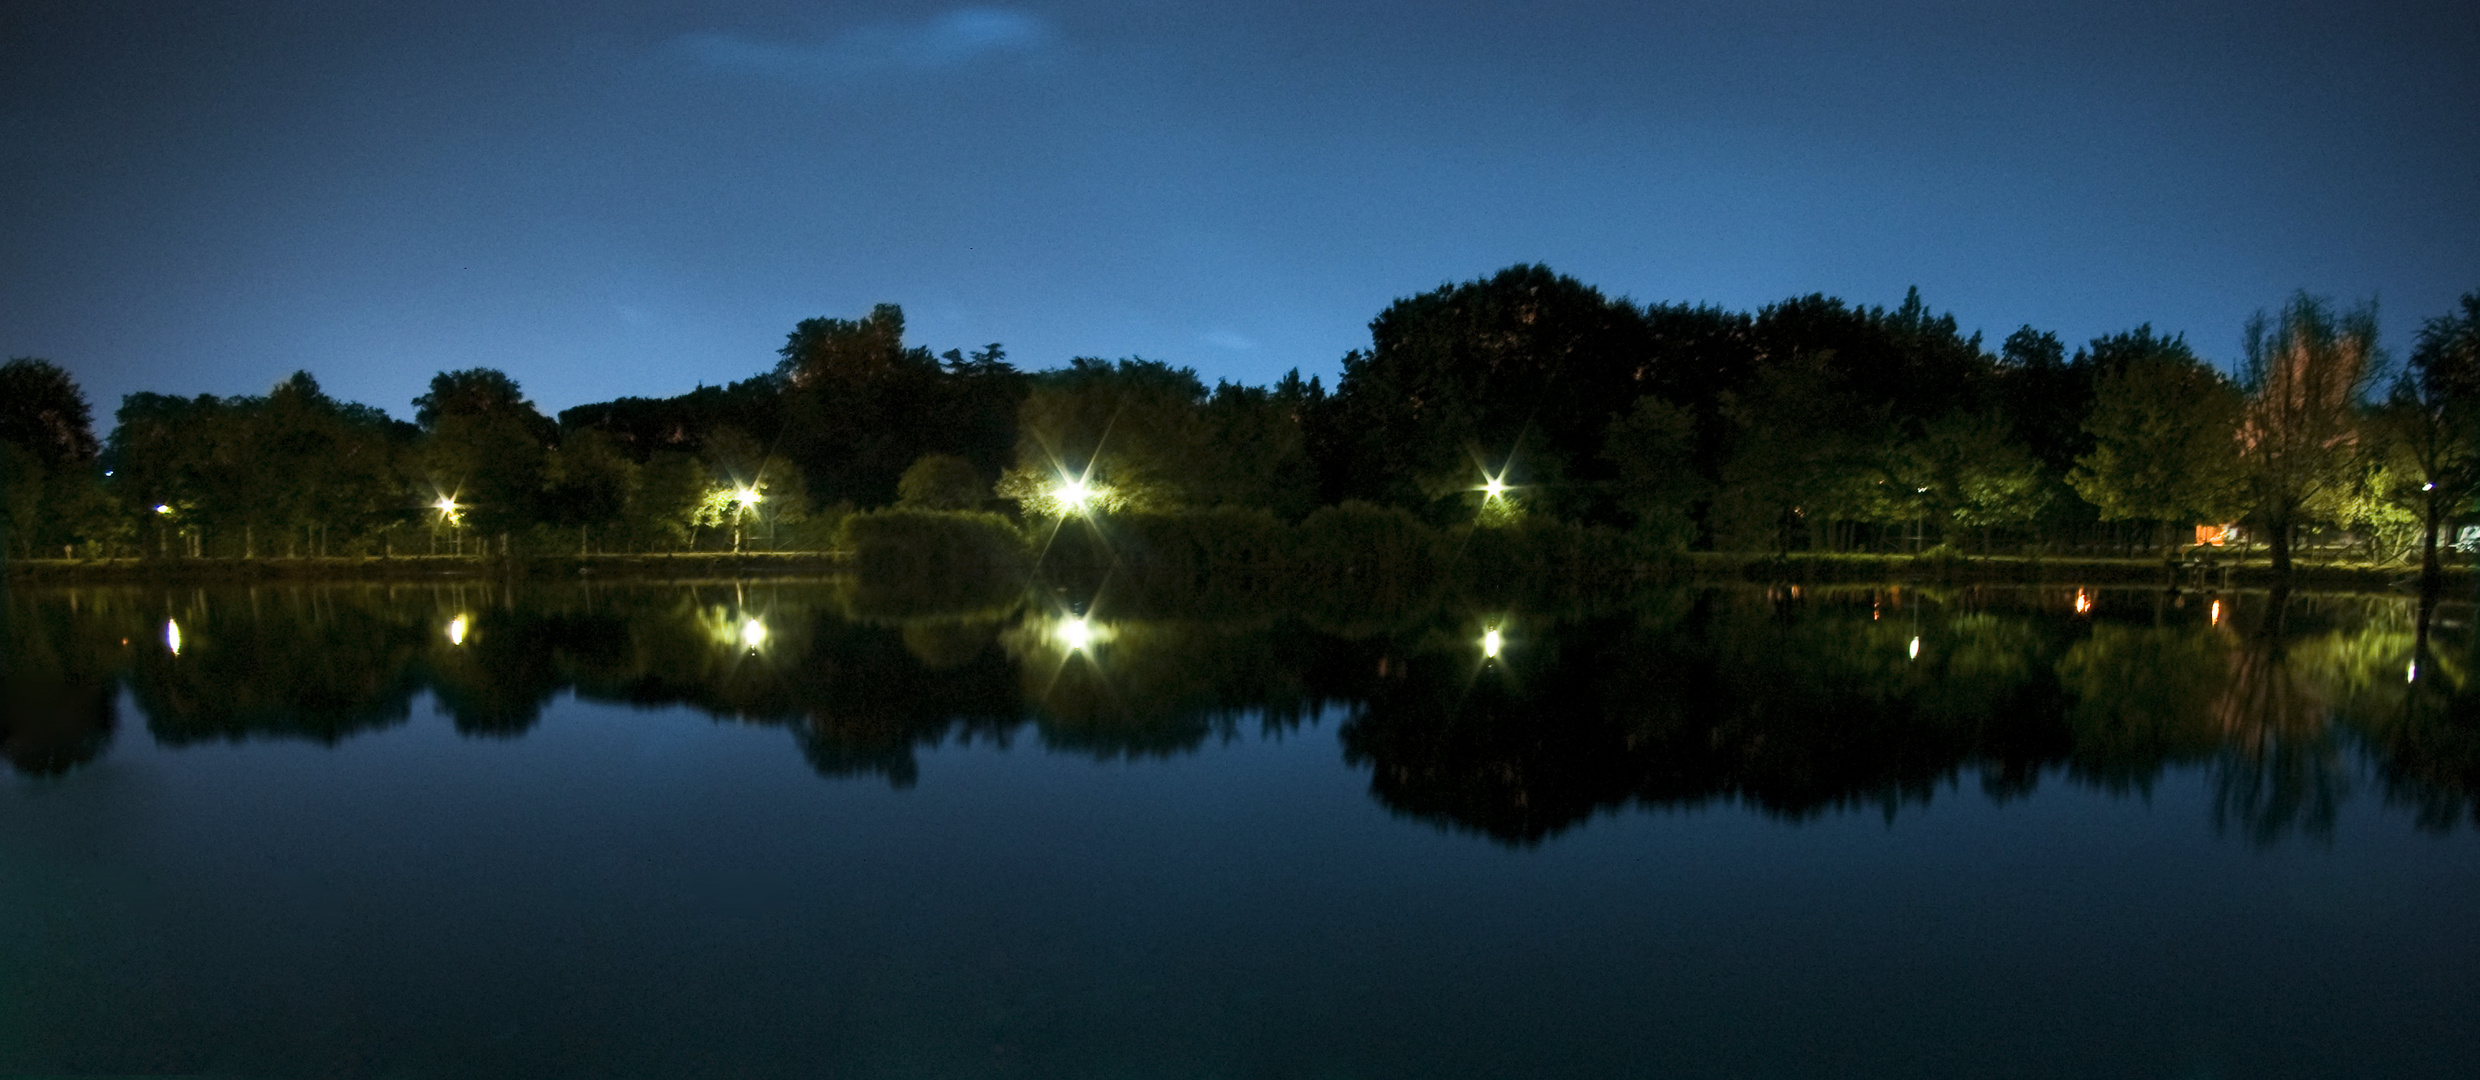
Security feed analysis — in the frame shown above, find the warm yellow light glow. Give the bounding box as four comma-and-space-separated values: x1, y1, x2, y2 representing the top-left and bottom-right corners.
735, 487, 763, 509
740, 618, 768, 649
165, 619, 183, 656
434, 496, 460, 521
1483, 478, 1508, 499
2407, 660, 2419, 683
2073, 589, 2092, 615
1058, 616, 1094, 651
1056, 478, 1092, 512
155, 504, 173, 515
1482, 627, 1503, 658
1907, 636, 1921, 660
446, 615, 469, 646
2210, 599, 2224, 626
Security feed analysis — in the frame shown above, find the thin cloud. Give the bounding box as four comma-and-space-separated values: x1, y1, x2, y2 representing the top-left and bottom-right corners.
681, 8, 1055, 85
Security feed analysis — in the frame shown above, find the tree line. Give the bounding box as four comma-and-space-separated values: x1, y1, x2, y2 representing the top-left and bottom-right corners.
3, 270, 2475, 578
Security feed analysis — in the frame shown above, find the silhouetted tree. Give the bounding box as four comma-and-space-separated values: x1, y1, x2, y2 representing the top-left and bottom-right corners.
1324, 265, 1657, 519
0, 358, 111, 558
1601, 395, 1703, 547
2068, 330, 2246, 550
2395, 291, 2480, 589
416, 368, 553, 551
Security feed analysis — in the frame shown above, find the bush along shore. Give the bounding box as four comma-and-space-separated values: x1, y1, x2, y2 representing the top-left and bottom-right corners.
7, 506, 2465, 602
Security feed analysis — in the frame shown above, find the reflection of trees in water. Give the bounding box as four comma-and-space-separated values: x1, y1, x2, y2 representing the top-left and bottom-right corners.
2205, 604, 2351, 844
2331, 595, 2480, 831
1339, 591, 2085, 844
127, 587, 430, 746
9, 582, 2477, 847
780, 612, 1023, 788
2058, 624, 2232, 792
1004, 613, 1335, 760
1, 590, 122, 775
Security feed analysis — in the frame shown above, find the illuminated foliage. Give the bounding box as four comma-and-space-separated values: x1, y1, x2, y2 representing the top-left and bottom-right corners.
2237, 293, 2383, 575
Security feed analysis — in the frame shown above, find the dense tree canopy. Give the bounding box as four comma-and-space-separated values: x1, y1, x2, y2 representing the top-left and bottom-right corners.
24, 270, 2477, 579
0, 358, 112, 558
2069, 331, 2246, 532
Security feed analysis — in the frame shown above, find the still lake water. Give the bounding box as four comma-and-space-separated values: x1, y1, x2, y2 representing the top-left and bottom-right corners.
3, 580, 2477, 1077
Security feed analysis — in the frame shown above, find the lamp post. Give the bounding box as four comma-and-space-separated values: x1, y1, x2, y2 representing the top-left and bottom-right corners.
733, 487, 762, 553
434, 496, 462, 557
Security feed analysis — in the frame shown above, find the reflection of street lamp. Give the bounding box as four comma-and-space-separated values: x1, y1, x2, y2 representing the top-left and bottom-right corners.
740, 617, 767, 651
446, 615, 469, 646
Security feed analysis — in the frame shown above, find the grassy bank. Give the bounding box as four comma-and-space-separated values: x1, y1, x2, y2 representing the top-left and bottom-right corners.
8, 526, 2470, 599
1691, 550, 2474, 592
0, 550, 853, 584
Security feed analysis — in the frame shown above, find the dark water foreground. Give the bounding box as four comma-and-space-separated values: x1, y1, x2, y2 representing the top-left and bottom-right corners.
4, 580, 2477, 1078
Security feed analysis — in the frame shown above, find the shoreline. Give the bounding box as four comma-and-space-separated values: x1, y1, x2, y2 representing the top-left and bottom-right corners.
4, 549, 2469, 593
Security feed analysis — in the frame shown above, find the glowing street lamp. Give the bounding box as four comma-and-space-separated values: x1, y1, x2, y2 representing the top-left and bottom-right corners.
1056, 477, 1093, 514
731, 487, 762, 553
1483, 477, 1508, 500
1058, 616, 1094, 651
740, 617, 768, 651
432, 495, 465, 556
165, 619, 183, 657
1481, 626, 1503, 659
446, 614, 469, 646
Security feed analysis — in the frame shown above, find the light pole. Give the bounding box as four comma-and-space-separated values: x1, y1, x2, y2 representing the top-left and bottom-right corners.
434, 496, 462, 557
732, 487, 762, 553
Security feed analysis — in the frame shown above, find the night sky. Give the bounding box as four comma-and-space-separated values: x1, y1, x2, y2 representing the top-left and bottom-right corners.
6, 1, 2476, 421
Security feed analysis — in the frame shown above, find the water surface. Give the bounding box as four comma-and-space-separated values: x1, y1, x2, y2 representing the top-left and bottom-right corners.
4, 582, 2476, 1077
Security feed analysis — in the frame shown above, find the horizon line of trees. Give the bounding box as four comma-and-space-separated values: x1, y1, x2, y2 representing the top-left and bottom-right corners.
4, 269, 2475, 580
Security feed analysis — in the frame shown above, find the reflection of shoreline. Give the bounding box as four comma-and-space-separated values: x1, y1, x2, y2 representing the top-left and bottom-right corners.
6, 583, 2475, 845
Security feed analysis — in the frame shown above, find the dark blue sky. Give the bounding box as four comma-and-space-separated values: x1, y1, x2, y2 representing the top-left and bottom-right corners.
6, 0, 2475, 421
